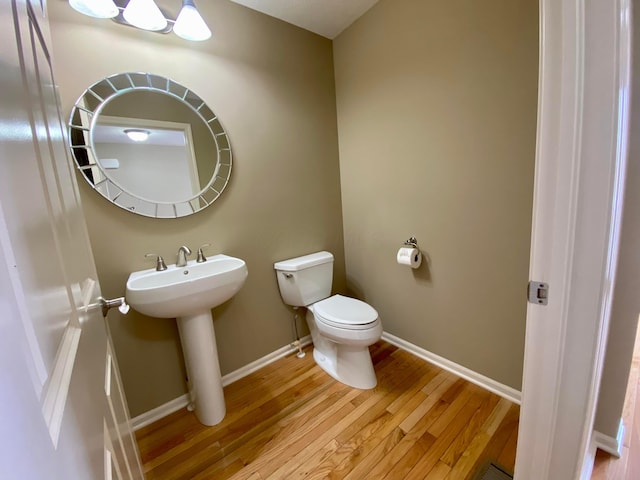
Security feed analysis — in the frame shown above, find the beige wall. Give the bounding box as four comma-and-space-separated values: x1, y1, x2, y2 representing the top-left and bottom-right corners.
49, 0, 538, 417
593, 5, 640, 439
334, 0, 538, 389
48, 0, 344, 416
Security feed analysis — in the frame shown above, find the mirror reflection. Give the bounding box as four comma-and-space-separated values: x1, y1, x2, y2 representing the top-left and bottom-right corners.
68, 73, 232, 218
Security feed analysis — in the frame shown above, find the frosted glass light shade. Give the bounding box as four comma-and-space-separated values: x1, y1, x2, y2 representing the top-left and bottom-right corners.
69, 0, 118, 19
173, 0, 211, 41
124, 129, 150, 142
123, 0, 167, 31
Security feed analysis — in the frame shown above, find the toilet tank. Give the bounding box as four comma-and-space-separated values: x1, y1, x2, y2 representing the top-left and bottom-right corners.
274, 251, 334, 307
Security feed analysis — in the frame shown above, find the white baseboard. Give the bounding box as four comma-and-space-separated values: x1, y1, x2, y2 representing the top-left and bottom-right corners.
593, 419, 625, 457
131, 394, 191, 431
131, 335, 312, 431
581, 436, 598, 480
221, 335, 311, 386
381, 331, 522, 405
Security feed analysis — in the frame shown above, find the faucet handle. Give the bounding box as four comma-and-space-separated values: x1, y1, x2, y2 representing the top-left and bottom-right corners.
197, 243, 211, 263
145, 253, 167, 271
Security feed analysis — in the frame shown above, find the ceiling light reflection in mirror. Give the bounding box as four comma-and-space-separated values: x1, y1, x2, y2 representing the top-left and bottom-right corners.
123, 128, 151, 142
93, 117, 199, 205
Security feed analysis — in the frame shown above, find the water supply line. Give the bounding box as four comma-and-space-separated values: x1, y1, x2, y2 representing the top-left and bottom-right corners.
292, 307, 305, 358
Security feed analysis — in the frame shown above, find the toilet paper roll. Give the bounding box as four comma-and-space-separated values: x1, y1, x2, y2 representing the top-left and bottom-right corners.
397, 247, 422, 269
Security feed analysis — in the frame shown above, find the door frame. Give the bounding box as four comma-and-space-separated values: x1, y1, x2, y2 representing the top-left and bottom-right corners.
515, 0, 632, 478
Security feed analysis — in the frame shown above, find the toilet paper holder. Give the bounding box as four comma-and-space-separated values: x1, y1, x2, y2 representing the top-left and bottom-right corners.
403, 236, 419, 248
398, 237, 423, 269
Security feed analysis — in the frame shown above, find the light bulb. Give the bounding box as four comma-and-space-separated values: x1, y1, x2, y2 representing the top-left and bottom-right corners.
173, 0, 211, 41
123, 0, 167, 31
124, 129, 150, 142
69, 0, 118, 19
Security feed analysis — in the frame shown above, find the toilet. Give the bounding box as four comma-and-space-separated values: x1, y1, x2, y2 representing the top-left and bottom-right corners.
274, 251, 382, 389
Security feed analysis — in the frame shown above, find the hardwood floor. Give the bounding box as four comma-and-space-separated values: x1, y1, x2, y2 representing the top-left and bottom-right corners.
591, 323, 640, 480
135, 341, 519, 479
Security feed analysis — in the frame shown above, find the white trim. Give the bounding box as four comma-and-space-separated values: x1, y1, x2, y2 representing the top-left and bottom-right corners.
381, 332, 521, 405
515, 0, 631, 479
581, 439, 598, 480
131, 336, 312, 430
41, 325, 82, 447
220, 336, 312, 386
131, 394, 190, 432
593, 419, 626, 458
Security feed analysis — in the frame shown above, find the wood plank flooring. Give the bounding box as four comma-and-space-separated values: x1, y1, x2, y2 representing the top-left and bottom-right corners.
591, 323, 640, 480
135, 341, 519, 479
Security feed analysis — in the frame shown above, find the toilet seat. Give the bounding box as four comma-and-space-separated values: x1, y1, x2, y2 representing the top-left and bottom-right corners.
313, 294, 379, 330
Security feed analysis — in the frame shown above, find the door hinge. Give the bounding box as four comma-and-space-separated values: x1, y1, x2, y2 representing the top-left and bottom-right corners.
528, 281, 549, 305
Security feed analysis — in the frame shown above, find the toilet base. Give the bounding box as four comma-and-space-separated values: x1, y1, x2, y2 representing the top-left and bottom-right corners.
311, 343, 377, 390
305, 305, 380, 390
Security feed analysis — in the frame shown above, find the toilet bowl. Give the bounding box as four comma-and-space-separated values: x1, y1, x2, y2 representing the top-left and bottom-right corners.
274, 252, 382, 389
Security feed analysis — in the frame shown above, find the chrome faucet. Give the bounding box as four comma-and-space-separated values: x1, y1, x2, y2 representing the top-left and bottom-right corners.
176, 245, 192, 267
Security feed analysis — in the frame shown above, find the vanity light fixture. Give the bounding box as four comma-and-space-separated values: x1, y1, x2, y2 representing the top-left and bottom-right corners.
122, 0, 167, 31
173, 0, 211, 41
68, 0, 212, 41
69, 0, 118, 18
124, 129, 151, 142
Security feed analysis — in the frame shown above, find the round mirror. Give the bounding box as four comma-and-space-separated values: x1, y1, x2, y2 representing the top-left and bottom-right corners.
68, 73, 232, 218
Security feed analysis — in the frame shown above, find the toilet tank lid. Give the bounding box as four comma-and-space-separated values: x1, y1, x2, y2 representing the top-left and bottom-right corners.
274, 251, 333, 272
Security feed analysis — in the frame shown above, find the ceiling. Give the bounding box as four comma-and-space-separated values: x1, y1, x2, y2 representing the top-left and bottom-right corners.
229, 0, 380, 39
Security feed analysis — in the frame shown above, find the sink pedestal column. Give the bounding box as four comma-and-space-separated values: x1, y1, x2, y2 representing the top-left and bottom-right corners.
176, 311, 225, 426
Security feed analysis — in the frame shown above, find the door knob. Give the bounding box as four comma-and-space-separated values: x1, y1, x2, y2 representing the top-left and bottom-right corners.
100, 297, 130, 317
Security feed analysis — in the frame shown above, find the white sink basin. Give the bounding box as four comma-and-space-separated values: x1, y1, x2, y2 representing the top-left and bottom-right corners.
126, 254, 248, 318
125, 253, 248, 427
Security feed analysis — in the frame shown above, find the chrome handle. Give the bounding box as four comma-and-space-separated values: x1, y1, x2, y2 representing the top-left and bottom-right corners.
403, 236, 419, 248
100, 297, 130, 317
197, 243, 211, 263
282, 272, 293, 279
145, 253, 167, 271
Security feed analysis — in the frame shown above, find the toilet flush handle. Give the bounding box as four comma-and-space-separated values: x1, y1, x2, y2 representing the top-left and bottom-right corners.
282, 272, 293, 279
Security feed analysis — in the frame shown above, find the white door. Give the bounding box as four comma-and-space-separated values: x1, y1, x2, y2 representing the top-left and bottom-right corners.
0, 0, 143, 478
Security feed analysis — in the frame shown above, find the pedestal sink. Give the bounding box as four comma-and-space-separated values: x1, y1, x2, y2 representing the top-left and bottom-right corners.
125, 254, 248, 426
